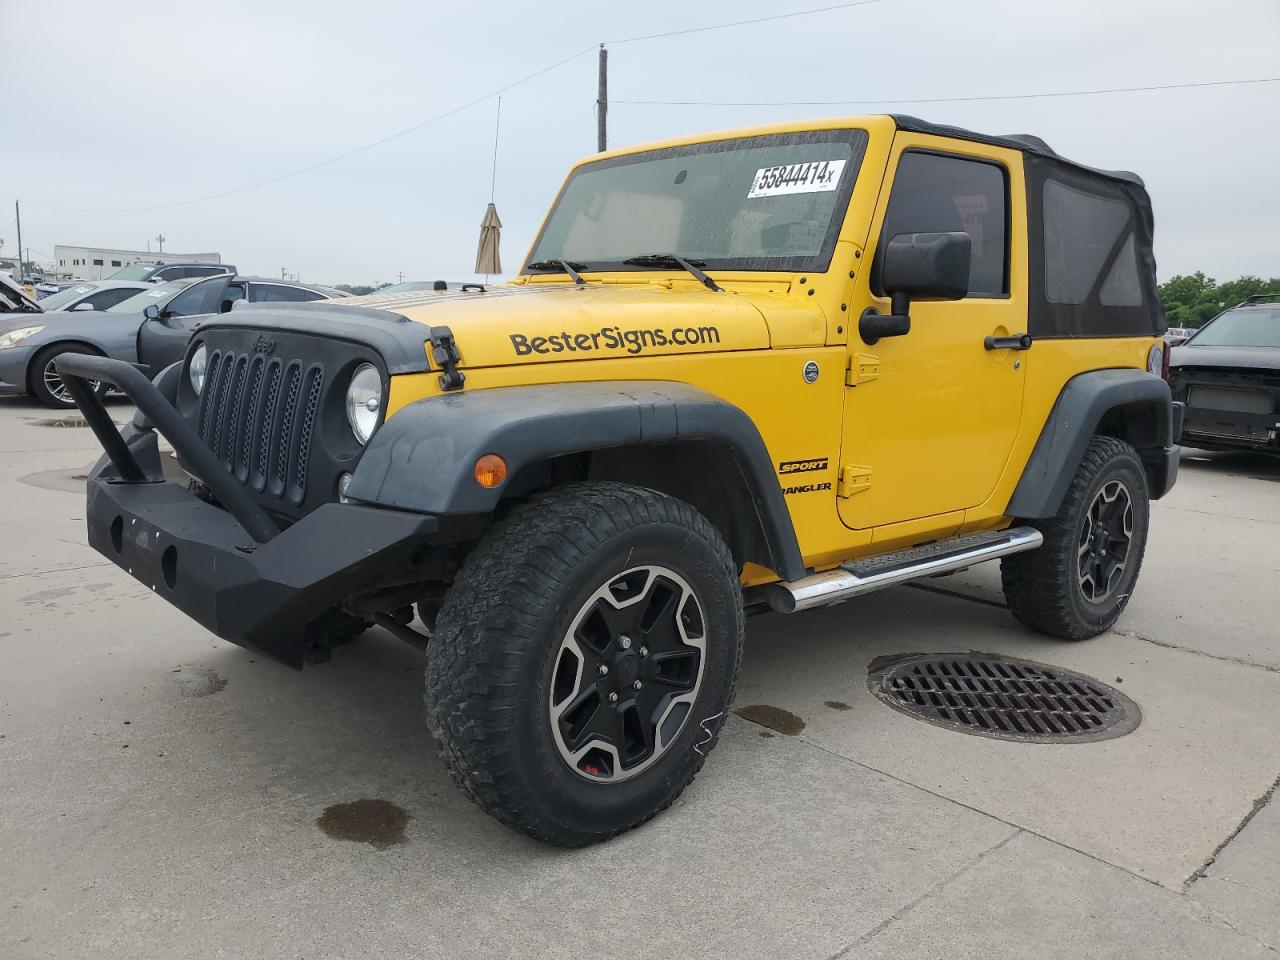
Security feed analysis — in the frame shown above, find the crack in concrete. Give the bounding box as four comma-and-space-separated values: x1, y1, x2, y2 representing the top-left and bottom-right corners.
1114, 629, 1280, 676
826, 828, 1023, 958
0, 561, 111, 582
1185, 771, 1280, 890
905, 580, 1008, 609
779, 732, 1169, 890
903, 580, 1280, 676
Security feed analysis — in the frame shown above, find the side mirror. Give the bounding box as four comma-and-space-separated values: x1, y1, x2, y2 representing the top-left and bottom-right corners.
143, 303, 162, 320
73, 301, 96, 311
860, 232, 972, 345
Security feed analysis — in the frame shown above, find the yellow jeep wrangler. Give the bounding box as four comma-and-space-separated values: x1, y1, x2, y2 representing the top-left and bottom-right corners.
61, 114, 1182, 846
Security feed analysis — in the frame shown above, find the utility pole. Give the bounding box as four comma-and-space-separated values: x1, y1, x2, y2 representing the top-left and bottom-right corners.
155, 233, 165, 254
15, 201, 24, 278
398, 271, 404, 283
596, 45, 608, 153
281, 267, 287, 280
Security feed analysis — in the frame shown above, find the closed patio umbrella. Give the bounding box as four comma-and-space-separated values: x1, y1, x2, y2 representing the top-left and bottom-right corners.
475, 202, 502, 277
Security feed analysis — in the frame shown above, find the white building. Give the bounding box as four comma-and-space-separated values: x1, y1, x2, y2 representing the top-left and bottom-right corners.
52, 245, 223, 281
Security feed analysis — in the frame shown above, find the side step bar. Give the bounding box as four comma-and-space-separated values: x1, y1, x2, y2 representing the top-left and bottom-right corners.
766, 526, 1043, 614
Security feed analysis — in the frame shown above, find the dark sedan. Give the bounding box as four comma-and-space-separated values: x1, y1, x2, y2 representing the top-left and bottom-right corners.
1168, 296, 1280, 452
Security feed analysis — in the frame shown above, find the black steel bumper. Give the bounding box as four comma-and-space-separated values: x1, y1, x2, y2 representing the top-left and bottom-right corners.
56, 354, 439, 668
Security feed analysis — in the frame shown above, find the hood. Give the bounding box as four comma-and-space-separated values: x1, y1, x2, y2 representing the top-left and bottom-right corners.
375, 283, 820, 369
0, 274, 41, 315
1170, 343, 1280, 373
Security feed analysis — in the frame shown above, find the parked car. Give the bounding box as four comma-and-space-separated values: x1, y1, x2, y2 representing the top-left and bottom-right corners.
107, 261, 237, 283
60, 114, 1177, 846
23, 280, 152, 314
1164, 326, 1195, 347
1169, 295, 1280, 452
0, 273, 343, 407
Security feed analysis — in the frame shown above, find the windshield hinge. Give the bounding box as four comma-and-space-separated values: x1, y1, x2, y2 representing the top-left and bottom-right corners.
838, 465, 872, 497
846, 353, 880, 386
429, 326, 466, 391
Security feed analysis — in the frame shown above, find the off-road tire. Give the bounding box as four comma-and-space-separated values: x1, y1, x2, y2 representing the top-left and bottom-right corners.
1002, 436, 1150, 640
425, 482, 744, 846
30, 344, 108, 409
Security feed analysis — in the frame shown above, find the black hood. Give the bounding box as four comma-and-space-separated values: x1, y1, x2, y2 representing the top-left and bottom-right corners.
1170, 344, 1280, 373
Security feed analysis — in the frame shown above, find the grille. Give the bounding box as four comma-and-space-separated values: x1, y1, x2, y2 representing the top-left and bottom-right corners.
867, 653, 1140, 743
196, 347, 324, 507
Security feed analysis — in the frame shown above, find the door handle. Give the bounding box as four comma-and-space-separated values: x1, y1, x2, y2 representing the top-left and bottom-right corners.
984, 333, 1033, 351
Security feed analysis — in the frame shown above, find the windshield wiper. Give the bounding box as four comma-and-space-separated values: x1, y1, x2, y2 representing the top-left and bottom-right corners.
623, 254, 723, 292
526, 258, 587, 285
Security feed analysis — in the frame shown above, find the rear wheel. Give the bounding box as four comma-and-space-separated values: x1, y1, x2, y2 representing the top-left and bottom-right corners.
425, 482, 744, 846
30, 344, 107, 409
1002, 436, 1150, 639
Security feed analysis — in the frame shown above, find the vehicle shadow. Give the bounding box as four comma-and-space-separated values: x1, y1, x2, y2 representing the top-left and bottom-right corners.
1180, 447, 1280, 482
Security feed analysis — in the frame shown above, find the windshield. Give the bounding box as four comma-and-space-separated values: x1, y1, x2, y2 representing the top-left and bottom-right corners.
107, 279, 194, 313
1188, 306, 1280, 348
106, 263, 156, 281
526, 130, 867, 274
38, 283, 97, 310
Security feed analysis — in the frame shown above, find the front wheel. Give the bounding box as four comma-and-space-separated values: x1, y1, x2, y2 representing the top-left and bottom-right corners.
425, 482, 744, 846
30, 344, 107, 409
1001, 435, 1150, 640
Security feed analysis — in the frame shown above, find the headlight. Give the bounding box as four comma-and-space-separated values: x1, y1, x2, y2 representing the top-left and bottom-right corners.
0, 325, 44, 349
189, 343, 208, 395
1147, 342, 1165, 379
345, 363, 383, 444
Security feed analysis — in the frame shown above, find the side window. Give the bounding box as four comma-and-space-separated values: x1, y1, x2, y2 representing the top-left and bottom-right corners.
879, 151, 1008, 297
250, 284, 321, 303
220, 284, 247, 312
86, 288, 138, 310
164, 280, 224, 317
1042, 178, 1140, 306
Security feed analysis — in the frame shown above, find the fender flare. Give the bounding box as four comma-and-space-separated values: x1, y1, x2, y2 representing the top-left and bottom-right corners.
1007, 368, 1176, 518
347, 380, 806, 580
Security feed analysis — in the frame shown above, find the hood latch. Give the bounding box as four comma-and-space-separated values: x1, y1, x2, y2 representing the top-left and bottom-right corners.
428, 326, 465, 391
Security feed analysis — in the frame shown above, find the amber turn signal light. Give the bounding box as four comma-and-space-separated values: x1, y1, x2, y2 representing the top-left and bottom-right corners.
474, 453, 508, 488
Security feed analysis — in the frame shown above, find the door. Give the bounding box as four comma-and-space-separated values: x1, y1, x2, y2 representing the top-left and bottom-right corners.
136, 276, 234, 375
838, 136, 1028, 531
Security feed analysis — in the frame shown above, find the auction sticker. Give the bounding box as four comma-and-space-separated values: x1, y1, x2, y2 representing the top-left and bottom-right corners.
748, 159, 846, 198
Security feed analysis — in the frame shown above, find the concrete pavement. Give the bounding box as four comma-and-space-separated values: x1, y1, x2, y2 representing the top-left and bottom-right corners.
1, 391, 1277, 959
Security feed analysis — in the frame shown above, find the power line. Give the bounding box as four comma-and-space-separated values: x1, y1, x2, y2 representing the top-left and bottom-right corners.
605, 0, 883, 45
616, 76, 1280, 108
37, 44, 598, 215
29, 2, 892, 214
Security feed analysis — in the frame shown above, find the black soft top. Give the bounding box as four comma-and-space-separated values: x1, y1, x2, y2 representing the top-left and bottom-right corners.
892, 115, 1144, 186
891, 114, 1163, 339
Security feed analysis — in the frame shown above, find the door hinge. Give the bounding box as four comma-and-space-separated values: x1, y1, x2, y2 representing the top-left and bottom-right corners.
846, 353, 880, 386
838, 465, 872, 497
428, 325, 466, 391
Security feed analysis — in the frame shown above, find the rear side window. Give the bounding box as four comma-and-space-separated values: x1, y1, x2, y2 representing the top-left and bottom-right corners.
250, 284, 323, 303
85, 288, 139, 310
1042, 179, 1140, 306
879, 151, 1008, 297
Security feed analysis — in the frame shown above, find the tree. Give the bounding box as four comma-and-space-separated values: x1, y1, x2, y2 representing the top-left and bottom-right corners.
1158, 273, 1280, 328
334, 283, 393, 296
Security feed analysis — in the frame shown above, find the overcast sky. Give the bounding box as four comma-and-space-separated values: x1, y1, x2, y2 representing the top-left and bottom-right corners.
4, 0, 1277, 286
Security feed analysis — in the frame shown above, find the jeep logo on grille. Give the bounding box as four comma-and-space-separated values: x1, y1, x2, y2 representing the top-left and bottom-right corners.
252, 334, 276, 355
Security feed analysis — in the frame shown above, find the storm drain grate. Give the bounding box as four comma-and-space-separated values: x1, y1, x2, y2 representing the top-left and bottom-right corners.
867, 653, 1140, 743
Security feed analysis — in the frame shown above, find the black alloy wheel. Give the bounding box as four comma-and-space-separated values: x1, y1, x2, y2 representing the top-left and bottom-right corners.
549, 565, 706, 782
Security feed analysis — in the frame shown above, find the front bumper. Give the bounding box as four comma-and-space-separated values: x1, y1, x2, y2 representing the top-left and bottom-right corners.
57, 353, 439, 667
0, 344, 37, 390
